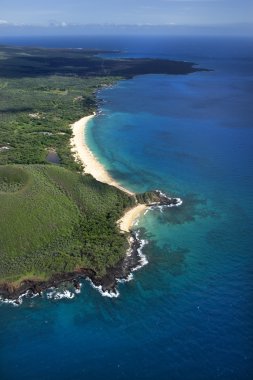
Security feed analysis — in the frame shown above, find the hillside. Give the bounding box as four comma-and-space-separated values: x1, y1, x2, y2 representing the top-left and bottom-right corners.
0, 165, 134, 285
0, 44, 190, 297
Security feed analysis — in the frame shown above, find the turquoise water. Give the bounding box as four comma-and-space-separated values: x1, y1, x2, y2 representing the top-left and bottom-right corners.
0, 36, 253, 379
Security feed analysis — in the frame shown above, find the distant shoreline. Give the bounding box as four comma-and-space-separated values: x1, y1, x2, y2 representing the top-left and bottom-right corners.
0, 44, 191, 303
70, 113, 147, 232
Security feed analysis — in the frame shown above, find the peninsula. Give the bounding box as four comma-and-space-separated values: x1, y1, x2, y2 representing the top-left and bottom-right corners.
0, 45, 201, 301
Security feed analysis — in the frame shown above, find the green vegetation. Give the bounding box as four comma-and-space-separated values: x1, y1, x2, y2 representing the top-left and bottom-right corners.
0, 166, 29, 192
0, 74, 118, 168
0, 45, 202, 169
0, 45, 202, 79
136, 191, 159, 204
0, 165, 134, 283
0, 45, 199, 288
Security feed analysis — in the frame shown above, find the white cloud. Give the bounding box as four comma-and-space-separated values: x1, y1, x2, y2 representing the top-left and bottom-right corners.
0, 19, 9, 25
48, 20, 71, 27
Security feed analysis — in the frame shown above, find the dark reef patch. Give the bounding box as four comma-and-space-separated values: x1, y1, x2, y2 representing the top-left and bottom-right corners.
138, 228, 188, 277
156, 193, 219, 225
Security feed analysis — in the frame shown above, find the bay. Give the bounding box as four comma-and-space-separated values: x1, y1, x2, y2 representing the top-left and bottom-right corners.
0, 35, 252, 380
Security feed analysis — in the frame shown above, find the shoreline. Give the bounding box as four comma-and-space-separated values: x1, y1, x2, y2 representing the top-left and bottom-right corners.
0, 189, 182, 303
0, 114, 150, 303
71, 113, 147, 233
118, 204, 147, 233
70, 114, 134, 196
0, 231, 148, 303
0, 116, 183, 303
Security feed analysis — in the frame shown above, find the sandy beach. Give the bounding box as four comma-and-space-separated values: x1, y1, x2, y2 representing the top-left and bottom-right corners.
71, 114, 147, 232
71, 114, 134, 196
117, 204, 147, 233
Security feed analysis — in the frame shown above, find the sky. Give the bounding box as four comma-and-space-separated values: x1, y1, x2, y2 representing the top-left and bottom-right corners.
0, 0, 252, 35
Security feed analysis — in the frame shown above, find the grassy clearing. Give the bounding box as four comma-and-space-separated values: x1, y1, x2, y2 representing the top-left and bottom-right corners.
0, 165, 30, 192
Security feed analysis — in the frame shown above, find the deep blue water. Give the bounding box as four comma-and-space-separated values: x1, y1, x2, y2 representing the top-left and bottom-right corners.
0, 35, 253, 380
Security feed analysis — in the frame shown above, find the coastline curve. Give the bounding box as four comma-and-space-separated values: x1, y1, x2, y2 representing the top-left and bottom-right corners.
70, 114, 135, 197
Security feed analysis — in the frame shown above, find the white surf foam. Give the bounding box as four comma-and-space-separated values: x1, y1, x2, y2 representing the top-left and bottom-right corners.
132, 235, 149, 272
45, 289, 75, 300
1, 224, 152, 305
0, 290, 31, 307
86, 279, 120, 298
86, 231, 149, 297
117, 273, 134, 284
74, 283, 82, 294
152, 191, 183, 211
0, 296, 22, 307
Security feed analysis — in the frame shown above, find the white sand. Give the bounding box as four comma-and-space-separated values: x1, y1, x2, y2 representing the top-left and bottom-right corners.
70, 114, 134, 196
71, 114, 147, 232
118, 204, 147, 233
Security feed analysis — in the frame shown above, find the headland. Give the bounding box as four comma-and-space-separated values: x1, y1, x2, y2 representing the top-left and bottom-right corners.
0, 44, 190, 303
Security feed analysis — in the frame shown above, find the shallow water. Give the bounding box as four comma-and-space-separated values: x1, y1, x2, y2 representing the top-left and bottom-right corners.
0, 35, 253, 380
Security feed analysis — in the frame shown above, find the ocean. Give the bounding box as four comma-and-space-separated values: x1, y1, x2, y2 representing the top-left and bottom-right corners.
0, 35, 253, 380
